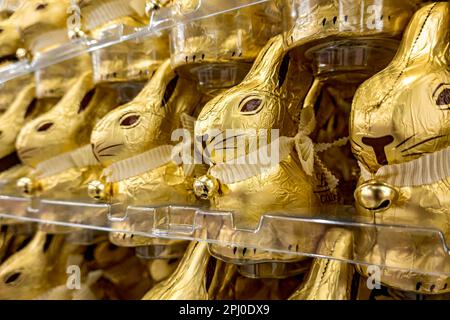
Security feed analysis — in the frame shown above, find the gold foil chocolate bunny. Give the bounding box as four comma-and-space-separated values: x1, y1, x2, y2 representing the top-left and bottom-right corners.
3, 0, 92, 98
15, 72, 119, 201
0, 0, 22, 65
89, 59, 205, 247
0, 76, 57, 196
351, 2, 450, 294
0, 232, 83, 299
194, 34, 345, 265
9, 0, 72, 52
289, 228, 354, 300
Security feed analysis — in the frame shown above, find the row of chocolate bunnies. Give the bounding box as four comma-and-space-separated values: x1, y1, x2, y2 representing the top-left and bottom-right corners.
0, 0, 448, 299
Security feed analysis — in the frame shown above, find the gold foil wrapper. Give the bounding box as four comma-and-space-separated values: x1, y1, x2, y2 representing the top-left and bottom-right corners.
194, 35, 348, 264
0, 19, 20, 67
16, 72, 120, 201
351, 3, 450, 294
91, 59, 205, 247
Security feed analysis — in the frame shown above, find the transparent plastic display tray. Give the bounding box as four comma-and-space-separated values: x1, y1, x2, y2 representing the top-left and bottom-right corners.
0, 0, 270, 84
1, 195, 449, 277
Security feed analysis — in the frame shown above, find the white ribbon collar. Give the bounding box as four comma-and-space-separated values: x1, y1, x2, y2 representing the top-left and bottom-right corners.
35, 145, 99, 179
101, 113, 196, 183
208, 107, 348, 190
359, 146, 450, 187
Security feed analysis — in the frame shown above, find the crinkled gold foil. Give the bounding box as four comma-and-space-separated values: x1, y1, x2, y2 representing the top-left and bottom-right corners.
195, 35, 337, 263
289, 228, 354, 300
0, 232, 82, 299
16, 72, 120, 200
142, 241, 210, 300
0, 19, 20, 67
351, 2, 450, 294
91, 59, 205, 247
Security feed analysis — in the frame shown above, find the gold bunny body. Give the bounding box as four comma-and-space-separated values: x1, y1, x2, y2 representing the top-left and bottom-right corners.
0, 19, 20, 67
0, 75, 58, 201
16, 72, 120, 201
142, 241, 210, 300
289, 228, 354, 300
90, 60, 205, 247
351, 2, 450, 294
193, 35, 347, 265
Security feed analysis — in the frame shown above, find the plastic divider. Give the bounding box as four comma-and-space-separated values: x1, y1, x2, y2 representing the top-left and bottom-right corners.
1, 196, 449, 277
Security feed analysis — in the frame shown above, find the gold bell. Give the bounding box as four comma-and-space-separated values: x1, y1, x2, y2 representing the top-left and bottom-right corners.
354, 179, 399, 212
68, 27, 85, 40
16, 177, 40, 197
87, 180, 111, 201
193, 175, 219, 200
15, 48, 31, 61
145, 0, 159, 15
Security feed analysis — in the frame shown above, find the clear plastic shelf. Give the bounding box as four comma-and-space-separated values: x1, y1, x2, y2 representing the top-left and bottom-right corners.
0, 0, 270, 85
1, 196, 449, 278
170, 0, 270, 23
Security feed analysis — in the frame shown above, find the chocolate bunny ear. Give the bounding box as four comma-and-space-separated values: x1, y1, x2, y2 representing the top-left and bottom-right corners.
241, 35, 290, 91
2, 83, 36, 118
392, 3, 449, 66
51, 72, 94, 117
134, 59, 201, 115
132, 60, 174, 107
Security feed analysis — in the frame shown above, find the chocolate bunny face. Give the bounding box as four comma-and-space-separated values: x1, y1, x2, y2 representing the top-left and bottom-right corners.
0, 232, 67, 299
351, 4, 450, 172
194, 35, 324, 265
16, 72, 118, 168
195, 35, 305, 164
91, 60, 202, 167
351, 3, 449, 172
10, 0, 70, 41
351, 3, 450, 294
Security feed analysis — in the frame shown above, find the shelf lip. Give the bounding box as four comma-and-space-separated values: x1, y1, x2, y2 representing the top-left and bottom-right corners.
1, 194, 450, 277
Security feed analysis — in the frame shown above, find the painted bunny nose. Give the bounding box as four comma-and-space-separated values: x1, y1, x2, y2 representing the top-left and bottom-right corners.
362, 135, 394, 166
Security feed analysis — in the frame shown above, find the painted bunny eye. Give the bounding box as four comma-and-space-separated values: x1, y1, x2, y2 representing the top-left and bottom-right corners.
433, 83, 450, 110
120, 114, 140, 128
36, 121, 54, 132
35, 3, 48, 10
4, 271, 22, 285
436, 88, 450, 107
240, 98, 263, 114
